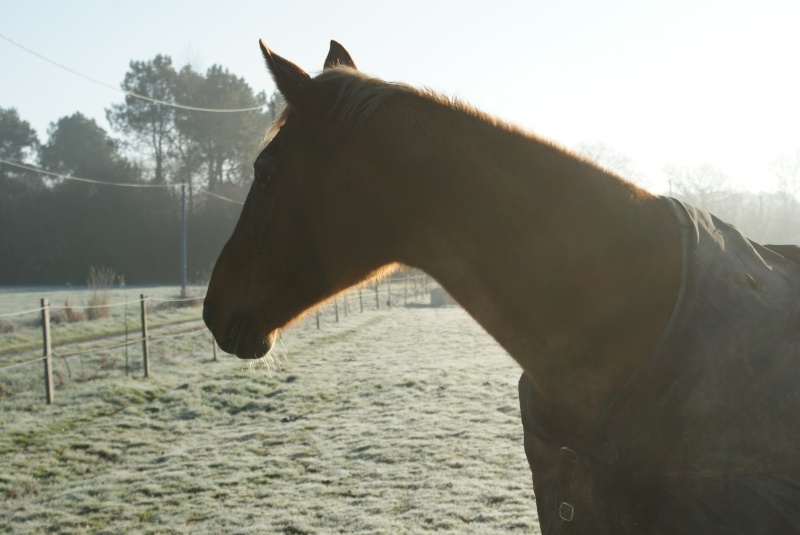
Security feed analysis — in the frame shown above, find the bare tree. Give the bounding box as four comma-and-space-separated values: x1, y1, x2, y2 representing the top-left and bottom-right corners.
771, 149, 800, 201
664, 163, 731, 208
770, 149, 800, 243
575, 141, 639, 184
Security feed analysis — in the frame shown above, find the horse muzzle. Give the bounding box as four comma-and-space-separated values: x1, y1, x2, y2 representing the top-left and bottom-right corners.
203, 301, 271, 359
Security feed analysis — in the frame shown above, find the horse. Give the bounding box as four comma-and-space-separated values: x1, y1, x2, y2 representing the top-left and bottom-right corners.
203, 40, 800, 533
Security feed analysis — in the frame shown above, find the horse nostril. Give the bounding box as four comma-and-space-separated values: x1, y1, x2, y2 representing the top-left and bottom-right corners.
202, 303, 215, 330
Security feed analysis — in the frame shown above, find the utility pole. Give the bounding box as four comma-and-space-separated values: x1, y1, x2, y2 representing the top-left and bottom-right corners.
181, 181, 187, 298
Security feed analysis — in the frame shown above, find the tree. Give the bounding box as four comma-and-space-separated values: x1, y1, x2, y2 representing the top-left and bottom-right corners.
106, 55, 178, 184
0, 108, 46, 282
37, 113, 180, 283
0, 58, 270, 284
664, 163, 732, 211
769, 149, 800, 244
40, 112, 138, 181
0, 106, 43, 194
575, 142, 638, 183
662, 161, 800, 245
771, 149, 800, 202
0, 107, 39, 163
173, 64, 268, 189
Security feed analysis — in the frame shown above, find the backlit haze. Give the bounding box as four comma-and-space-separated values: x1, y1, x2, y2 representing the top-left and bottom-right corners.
2, 0, 798, 194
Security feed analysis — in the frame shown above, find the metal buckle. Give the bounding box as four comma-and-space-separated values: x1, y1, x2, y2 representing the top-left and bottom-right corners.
560, 446, 578, 463
559, 501, 575, 522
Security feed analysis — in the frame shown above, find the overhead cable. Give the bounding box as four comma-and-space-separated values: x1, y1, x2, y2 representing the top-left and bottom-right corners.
0, 158, 179, 188
197, 188, 244, 205
0, 32, 265, 113
1, 158, 246, 203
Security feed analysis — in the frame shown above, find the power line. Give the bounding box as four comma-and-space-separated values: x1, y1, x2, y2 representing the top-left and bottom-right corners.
0, 32, 265, 114
0, 158, 179, 188
1, 158, 248, 206
197, 188, 244, 205
1, 158, 246, 202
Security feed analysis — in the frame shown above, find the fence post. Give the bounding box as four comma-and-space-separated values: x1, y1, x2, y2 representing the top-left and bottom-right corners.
41, 298, 54, 405
124, 297, 130, 376
140, 294, 150, 378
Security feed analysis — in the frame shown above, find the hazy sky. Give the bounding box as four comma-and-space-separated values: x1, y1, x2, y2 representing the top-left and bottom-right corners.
2, 0, 799, 193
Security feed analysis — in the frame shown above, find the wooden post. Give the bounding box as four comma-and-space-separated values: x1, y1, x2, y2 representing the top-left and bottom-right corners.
140, 294, 150, 378
124, 300, 130, 376
359, 288, 363, 313
41, 298, 54, 405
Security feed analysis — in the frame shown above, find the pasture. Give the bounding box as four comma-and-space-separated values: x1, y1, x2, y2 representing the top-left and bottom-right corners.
1, 292, 538, 533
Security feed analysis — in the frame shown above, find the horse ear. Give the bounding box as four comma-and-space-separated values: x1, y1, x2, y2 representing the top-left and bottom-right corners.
259, 40, 312, 109
324, 40, 357, 70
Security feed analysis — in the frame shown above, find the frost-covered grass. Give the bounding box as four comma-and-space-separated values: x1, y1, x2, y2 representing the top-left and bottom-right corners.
0, 305, 539, 534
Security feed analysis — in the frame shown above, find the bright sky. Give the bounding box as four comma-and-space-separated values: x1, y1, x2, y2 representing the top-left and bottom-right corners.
2, 0, 799, 194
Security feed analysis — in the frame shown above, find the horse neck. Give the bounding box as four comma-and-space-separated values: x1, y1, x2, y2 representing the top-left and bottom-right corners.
378, 105, 682, 438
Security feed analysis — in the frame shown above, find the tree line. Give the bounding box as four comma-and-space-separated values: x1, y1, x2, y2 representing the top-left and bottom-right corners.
0, 54, 284, 285
2, 55, 799, 286
581, 142, 800, 246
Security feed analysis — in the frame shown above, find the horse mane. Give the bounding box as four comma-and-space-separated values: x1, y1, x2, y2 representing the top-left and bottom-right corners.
315, 67, 415, 126
259, 67, 411, 149
315, 67, 530, 136
261, 66, 637, 188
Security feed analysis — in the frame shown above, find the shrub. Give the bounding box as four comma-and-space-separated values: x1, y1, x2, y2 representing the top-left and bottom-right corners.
56, 299, 87, 323
86, 266, 118, 320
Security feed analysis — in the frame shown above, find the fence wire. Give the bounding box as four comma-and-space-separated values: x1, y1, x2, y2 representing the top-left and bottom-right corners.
0, 307, 43, 319
147, 296, 203, 303
0, 275, 434, 401
48, 299, 139, 311
0, 356, 46, 372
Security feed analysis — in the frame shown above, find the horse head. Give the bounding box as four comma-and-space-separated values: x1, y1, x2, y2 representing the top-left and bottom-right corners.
203, 41, 403, 359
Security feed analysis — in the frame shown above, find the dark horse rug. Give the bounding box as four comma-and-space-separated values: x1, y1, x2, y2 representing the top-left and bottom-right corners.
519, 197, 800, 534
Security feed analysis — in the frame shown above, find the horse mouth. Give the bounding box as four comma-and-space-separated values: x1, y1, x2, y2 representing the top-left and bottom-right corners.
227, 315, 271, 359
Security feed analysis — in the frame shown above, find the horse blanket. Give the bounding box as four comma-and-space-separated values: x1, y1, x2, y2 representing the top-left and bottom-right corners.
519, 197, 800, 534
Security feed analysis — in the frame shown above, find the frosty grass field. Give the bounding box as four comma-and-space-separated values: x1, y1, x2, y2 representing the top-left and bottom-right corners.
1, 286, 539, 533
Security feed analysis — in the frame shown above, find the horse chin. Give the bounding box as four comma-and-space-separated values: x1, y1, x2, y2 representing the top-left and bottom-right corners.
234, 337, 271, 360
231, 316, 272, 360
